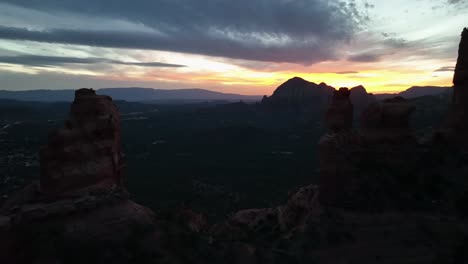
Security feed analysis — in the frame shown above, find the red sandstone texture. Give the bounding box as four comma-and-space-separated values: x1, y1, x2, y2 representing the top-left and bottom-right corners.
209, 184, 320, 241
40, 88, 124, 196
0, 89, 156, 264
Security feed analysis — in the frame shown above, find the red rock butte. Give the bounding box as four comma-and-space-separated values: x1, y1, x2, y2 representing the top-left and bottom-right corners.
40, 88, 124, 196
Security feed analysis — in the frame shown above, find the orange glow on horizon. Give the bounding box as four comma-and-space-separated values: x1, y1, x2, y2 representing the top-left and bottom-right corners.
2, 49, 453, 96
114, 55, 455, 95
94, 66, 453, 96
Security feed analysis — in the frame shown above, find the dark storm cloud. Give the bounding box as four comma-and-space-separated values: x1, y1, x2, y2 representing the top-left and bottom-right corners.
0, 0, 368, 64
0, 55, 185, 68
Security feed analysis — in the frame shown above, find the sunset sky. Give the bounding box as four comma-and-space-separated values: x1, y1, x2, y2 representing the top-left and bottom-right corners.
0, 0, 466, 95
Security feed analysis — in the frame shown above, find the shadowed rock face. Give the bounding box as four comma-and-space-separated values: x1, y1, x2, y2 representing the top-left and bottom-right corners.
209, 184, 320, 241
452, 28, 468, 123
361, 96, 416, 144
325, 88, 353, 132
40, 88, 124, 196
319, 88, 361, 208
261, 77, 335, 109
319, 95, 417, 209
453, 28, 468, 87
261, 77, 376, 113
350, 85, 376, 112
436, 28, 468, 145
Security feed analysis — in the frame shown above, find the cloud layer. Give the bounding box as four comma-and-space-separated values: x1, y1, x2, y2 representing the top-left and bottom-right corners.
0, 0, 367, 64
0, 55, 185, 68
0, 0, 466, 94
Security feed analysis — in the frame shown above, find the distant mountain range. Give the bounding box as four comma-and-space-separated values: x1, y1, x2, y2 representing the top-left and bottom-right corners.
0, 88, 263, 103
262, 77, 452, 107
0, 84, 452, 103
375, 86, 452, 100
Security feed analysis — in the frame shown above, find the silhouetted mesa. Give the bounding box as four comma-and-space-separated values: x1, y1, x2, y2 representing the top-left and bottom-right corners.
261, 77, 375, 114
261, 77, 335, 108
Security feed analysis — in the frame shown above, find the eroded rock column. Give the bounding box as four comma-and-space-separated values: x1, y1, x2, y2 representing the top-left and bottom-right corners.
40, 88, 124, 196
439, 28, 468, 146
319, 88, 361, 208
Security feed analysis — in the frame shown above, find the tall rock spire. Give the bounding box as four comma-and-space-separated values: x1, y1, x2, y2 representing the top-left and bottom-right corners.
325, 88, 354, 132
453, 28, 468, 108
0, 89, 155, 264
453, 28, 468, 86
436, 28, 468, 145
40, 88, 124, 195
319, 88, 360, 208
